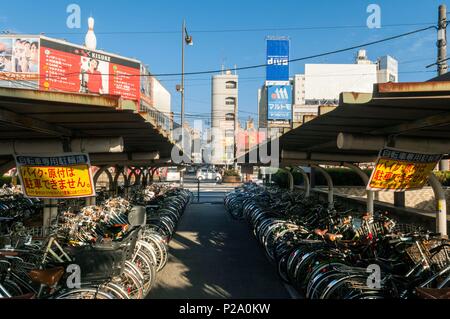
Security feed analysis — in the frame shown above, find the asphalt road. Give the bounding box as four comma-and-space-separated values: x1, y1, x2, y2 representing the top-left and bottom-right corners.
147, 190, 291, 299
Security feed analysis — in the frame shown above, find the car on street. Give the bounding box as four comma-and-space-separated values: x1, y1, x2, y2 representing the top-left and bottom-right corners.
196, 168, 222, 182
165, 167, 181, 182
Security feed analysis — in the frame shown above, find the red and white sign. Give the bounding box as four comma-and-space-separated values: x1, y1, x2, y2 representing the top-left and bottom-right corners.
39, 38, 140, 102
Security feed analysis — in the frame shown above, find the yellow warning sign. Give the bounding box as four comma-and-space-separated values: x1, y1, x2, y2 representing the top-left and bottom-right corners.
14, 154, 95, 199
367, 148, 442, 192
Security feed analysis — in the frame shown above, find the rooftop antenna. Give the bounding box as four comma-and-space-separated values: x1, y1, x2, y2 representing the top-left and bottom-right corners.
221, 64, 225, 75
234, 64, 237, 75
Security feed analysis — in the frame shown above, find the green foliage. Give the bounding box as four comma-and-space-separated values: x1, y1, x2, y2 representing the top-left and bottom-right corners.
434, 171, 450, 187
271, 168, 372, 188
0, 176, 12, 187
223, 169, 240, 177
313, 168, 372, 186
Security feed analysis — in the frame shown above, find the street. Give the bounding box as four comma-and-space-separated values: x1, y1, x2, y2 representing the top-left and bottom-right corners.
148, 181, 291, 299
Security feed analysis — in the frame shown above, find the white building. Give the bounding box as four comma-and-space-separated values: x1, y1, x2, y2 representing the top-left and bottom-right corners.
258, 50, 399, 128
211, 70, 238, 165
377, 55, 399, 83
289, 50, 398, 126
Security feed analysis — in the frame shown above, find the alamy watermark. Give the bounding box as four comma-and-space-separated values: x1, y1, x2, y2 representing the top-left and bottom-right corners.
66, 4, 81, 29
366, 264, 382, 289
367, 4, 381, 29
66, 264, 81, 289
171, 120, 280, 168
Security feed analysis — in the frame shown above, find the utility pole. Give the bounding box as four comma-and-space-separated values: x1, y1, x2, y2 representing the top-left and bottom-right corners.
234, 97, 238, 170
181, 19, 186, 133
438, 5, 448, 171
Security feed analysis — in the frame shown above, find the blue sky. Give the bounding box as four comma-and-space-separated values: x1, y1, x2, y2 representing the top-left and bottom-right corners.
0, 0, 447, 126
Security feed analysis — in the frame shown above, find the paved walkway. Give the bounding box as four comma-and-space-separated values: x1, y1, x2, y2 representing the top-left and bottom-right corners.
148, 195, 290, 299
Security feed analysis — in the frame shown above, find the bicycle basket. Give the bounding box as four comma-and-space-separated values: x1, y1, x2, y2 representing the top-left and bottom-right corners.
405, 240, 445, 267
68, 243, 126, 281
68, 226, 140, 282
430, 245, 450, 269
392, 224, 423, 235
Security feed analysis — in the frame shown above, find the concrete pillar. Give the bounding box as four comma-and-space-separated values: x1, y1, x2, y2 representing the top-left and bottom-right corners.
428, 173, 448, 237
394, 192, 406, 208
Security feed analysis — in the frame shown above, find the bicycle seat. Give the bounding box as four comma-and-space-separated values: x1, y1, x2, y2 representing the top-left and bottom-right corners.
314, 229, 328, 237
416, 288, 450, 299
325, 233, 343, 242
29, 267, 65, 287
0, 251, 19, 257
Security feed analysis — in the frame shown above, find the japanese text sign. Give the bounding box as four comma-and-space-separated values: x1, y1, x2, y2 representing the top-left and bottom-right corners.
14, 153, 96, 199
367, 148, 442, 192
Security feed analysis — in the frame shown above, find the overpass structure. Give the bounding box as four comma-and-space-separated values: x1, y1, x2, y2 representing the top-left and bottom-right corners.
0, 87, 184, 205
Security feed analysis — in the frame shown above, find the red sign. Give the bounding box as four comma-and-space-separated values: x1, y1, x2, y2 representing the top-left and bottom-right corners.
39, 38, 140, 102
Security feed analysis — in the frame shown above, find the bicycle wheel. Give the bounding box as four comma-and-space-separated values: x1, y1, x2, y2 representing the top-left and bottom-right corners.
143, 233, 168, 271
101, 282, 130, 299
121, 261, 145, 299
1, 279, 23, 297
320, 274, 366, 299
54, 288, 115, 299
132, 246, 156, 295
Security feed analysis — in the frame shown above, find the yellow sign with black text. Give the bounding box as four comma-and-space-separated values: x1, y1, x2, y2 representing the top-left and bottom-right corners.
14, 154, 95, 199
367, 148, 442, 192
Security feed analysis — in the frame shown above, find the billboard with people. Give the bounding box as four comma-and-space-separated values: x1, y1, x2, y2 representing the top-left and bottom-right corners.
0, 35, 141, 103
39, 37, 140, 102
0, 37, 40, 88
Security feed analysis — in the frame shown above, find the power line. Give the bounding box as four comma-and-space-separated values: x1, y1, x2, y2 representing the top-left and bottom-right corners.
35, 22, 434, 36
9, 25, 434, 82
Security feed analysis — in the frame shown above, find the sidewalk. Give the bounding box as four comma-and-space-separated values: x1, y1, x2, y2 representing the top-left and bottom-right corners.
148, 198, 290, 299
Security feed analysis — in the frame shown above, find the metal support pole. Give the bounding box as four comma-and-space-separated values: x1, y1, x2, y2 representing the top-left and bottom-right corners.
438, 4, 449, 171
181, 19, 185, 133
180, 170, 184, 189
43, 199, 51, 236
43, 199, 58, 236
285, 169, 294, 191
344, 163, 374, 215
295, 167, 311, 198
310, 167, 316, 189
312, 165, 334, 209
428, 173, 448, 237
197, 178, 200, 203
50, 199, 58, 221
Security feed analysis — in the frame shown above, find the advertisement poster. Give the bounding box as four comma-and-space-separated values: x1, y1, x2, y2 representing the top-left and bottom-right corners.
0, 37, 40, 88
268, 85, 292, 126
140, 65, 154, 108
367, 148, 442, 192
39, 38, 140, 102
14, 153, 96, 199
266, 38, 290, 82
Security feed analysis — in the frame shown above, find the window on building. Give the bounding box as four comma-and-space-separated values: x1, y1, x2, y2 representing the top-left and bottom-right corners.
225, 113, 235, 121
226, 81, 237, 89
294, 112, 302, 122
225, 97, 236, 106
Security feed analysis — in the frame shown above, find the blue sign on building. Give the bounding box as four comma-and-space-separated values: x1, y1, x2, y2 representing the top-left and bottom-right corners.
267, 85, 292, 121
266, 38, 290, 82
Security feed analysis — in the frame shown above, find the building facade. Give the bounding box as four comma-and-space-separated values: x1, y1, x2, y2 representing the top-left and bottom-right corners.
258, 50, 399, 129
211, 70, 239, 165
